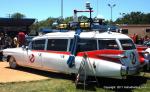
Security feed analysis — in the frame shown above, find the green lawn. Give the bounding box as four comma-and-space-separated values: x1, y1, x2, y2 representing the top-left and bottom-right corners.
0, 70, 150, 92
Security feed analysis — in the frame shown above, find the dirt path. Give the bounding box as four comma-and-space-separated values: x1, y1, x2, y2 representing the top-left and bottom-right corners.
0, 62, 49, 83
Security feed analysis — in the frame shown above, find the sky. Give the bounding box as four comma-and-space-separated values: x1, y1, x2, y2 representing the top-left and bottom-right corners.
0, 0, 150, 21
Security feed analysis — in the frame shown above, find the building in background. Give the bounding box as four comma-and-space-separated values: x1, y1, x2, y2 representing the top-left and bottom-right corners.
0, 18, 35, 49
119, 24, 150, 37
0, 18, 35, 37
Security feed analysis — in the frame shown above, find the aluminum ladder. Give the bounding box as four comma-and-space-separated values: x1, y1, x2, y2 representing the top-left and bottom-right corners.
75, 53, 99, 90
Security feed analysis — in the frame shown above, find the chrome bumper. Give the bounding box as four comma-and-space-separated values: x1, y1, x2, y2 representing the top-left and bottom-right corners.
127, 66, 141, 75
121, 60, 150, 77
121, 65, 141, 76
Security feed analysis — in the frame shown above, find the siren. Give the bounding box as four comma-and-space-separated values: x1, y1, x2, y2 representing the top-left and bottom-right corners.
80, 23, 90, 28
59, 24, 67, 29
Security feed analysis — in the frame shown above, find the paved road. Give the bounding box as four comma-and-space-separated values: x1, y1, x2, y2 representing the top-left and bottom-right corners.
0, 62, 49, 83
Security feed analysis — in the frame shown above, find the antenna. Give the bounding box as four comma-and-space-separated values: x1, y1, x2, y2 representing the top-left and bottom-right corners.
61, 0, 63, 19
96, 0, 99, 16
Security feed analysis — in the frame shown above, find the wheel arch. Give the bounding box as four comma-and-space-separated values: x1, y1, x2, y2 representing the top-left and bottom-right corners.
7, 55, 12, 62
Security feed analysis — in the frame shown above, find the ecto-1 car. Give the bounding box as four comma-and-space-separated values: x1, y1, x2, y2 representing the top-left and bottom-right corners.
2, 30, 146, 79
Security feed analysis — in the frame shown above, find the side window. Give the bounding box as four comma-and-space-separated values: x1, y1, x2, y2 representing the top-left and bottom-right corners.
120, 39, 136, 50
32, 39, 45, 50
99, 39, 119, 50
47, 39, 68, 51
70, 39, 97, 52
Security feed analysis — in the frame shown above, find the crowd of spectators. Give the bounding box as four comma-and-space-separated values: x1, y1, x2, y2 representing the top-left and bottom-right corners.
130, 34, 150, 45
0, 32, 25, 50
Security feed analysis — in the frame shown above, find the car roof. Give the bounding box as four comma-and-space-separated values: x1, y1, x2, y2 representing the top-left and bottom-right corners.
32, 31, 130, 40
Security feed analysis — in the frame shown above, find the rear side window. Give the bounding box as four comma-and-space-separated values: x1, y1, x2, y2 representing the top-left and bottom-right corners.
120, 39, 136, 50
32, 39, 45, 50
70, 39, 97, 52
99, 39, 119, 50
47, 39, 68, 51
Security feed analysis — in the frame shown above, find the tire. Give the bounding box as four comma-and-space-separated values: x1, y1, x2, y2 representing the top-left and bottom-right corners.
9, 56, 18, 69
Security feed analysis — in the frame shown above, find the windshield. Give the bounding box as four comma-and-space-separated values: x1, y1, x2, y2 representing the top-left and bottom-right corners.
120, 39, 136, 50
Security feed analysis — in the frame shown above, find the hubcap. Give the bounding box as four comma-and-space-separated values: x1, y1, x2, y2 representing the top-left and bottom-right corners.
9, 57, 16, 68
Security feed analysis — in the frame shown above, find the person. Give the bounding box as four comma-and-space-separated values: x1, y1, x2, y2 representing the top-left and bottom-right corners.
132, 34, 136, 43
13, 36, 18, 48
0, 33, 4, 49
4, 34, 12, 49
18, 32, 25, 47
135, 34, 139, 44
144, 35, 149, 42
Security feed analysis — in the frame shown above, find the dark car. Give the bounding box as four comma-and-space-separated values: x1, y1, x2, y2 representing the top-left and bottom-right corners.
144, 40, 150, 46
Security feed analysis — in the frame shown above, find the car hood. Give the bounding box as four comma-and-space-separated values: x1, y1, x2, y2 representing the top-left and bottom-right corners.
3, 47, 23, 54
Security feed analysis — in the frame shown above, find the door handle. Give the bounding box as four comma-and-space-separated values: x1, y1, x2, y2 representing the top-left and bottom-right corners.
60, 55, 64, 58
38, 53, 42, 56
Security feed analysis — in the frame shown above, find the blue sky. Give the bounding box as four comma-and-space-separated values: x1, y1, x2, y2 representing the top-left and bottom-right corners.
0, 0, 149, 21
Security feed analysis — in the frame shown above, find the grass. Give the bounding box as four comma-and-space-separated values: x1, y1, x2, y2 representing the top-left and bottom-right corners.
0, 79, 77, 92
0, 67, 150, 92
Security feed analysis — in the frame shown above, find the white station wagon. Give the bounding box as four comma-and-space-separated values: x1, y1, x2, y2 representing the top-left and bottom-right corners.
2, 30, 145, 79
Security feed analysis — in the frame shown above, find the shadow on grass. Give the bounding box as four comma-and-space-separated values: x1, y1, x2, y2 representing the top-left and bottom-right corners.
97, 76, 148, 92
6, 66, 149, 92
73, 75, 149, 92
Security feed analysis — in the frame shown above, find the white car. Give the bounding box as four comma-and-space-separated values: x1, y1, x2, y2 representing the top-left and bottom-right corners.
145, 48, 150, 61
2, 31, 145, 79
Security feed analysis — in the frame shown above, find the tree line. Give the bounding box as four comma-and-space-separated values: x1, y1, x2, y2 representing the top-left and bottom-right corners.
10, 11, 150, 31
115, 12, 150, 24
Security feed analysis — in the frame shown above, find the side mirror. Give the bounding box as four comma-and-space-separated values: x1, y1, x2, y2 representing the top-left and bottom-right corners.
25, 46, 29, 50
22, 45, 25, 49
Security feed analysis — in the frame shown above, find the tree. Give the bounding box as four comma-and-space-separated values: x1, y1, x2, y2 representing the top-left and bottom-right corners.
115, 12, 150, 24
63, 16, 73, 23
78, 15, 88, 22
11, 12, 25, 19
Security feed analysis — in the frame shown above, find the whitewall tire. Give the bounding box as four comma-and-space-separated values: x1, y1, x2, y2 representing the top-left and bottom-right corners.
9, 56, 18, 69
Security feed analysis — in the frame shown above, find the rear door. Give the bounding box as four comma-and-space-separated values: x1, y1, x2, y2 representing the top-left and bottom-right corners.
119, 39, 140, 67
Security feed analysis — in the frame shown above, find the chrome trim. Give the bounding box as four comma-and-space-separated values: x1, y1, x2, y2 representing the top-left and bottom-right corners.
121, 66, 128, 76
127, 66, 141, 75
98, 54, 125, 59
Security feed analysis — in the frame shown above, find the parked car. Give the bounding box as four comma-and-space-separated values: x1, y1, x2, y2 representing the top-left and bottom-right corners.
137, 45, 150, 70
2, 30, 146, 79
144, 40, 150, 47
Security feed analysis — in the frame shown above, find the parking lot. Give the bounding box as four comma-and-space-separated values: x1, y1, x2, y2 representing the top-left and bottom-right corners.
0, 61, 49, 83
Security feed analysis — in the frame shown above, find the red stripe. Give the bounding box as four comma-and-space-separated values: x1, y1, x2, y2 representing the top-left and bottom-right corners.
32, 50, 124, 63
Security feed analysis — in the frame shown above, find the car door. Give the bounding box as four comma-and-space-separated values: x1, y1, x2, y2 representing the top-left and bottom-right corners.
42, 39, 70, 72
23, 39, 46, 68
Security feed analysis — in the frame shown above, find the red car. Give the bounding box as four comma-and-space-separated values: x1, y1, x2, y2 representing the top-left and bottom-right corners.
136, 45, 149, 70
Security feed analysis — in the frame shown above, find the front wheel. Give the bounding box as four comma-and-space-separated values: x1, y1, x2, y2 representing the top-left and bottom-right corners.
9, 56, 18, 69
